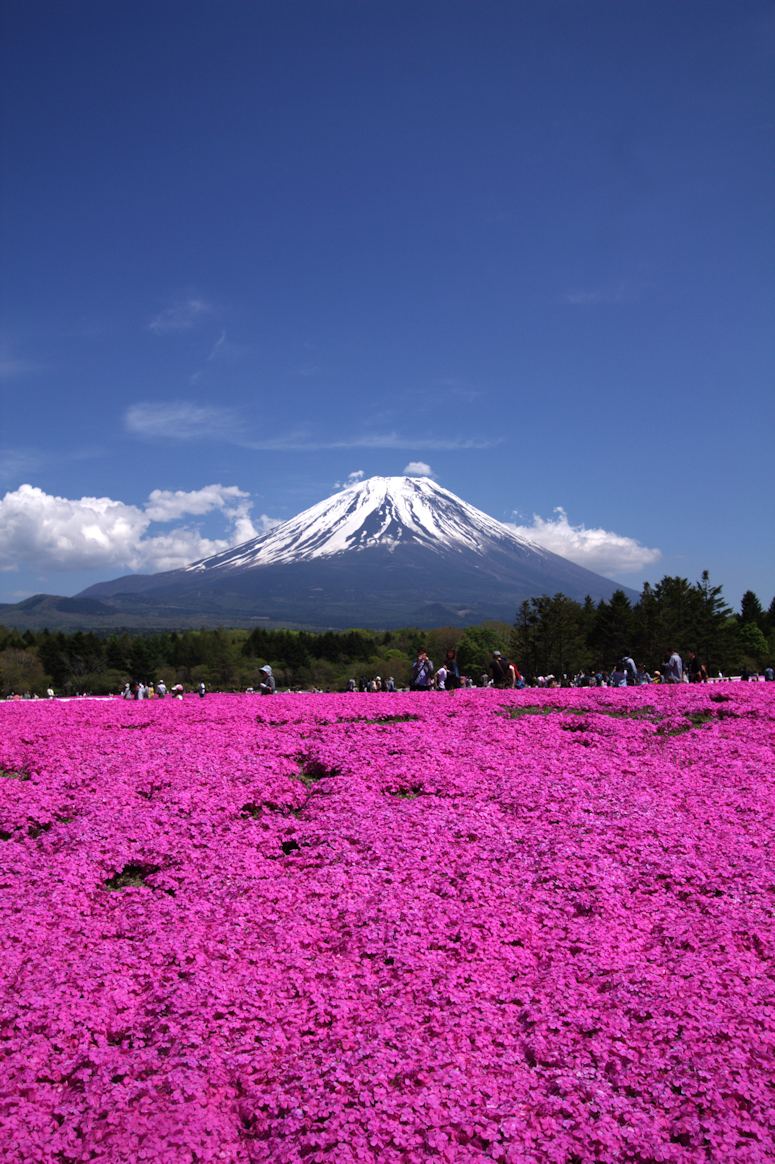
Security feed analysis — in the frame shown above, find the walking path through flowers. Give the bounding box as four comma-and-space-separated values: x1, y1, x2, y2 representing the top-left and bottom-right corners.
1, 685, 773, 1161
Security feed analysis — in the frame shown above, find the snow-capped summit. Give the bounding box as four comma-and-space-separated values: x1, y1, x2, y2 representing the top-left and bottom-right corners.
185, 475, 543, 573
78, 475, 633, 628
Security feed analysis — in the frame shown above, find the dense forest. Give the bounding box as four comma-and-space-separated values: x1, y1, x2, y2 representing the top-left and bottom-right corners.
0, 573, 772, 695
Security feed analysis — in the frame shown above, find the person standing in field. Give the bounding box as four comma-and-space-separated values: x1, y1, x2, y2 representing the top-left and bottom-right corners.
442, 648, 461, 690
490, 651, 513, 688
664, 649, 684, 683
258, 665, 276, 695
410, 650, 434, 691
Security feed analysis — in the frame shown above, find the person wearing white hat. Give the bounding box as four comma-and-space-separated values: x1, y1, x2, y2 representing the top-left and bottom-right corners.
259, 665, 276, 695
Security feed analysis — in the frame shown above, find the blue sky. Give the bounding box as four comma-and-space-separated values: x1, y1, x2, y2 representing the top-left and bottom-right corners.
1, 0, 773, 611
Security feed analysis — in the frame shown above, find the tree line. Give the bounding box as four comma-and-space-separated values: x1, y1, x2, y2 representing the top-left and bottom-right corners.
0, 573, 772, 696
511, 574, 773, 680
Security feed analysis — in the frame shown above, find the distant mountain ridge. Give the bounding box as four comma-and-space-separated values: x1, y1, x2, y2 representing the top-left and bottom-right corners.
3, 477, 637, 630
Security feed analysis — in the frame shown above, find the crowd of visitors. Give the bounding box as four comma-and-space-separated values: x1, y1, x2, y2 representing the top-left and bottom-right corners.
402, 647, 523, 691
6, 652, 773, 701
121, 680, 188, 700
343, 648, 775, 694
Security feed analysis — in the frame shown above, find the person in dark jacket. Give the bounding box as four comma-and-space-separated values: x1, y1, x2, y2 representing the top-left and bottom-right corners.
443, 648, 461, 690
410, 651, 434, 691
490, 651, 512, 688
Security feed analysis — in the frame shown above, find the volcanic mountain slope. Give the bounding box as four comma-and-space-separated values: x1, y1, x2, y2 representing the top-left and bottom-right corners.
72, 476, 635, 629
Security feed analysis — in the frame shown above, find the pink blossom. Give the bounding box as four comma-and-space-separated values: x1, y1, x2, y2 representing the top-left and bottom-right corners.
0, 685, 773, 1160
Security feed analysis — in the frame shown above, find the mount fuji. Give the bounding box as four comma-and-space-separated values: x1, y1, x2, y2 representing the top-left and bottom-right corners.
56, 476, 635, 629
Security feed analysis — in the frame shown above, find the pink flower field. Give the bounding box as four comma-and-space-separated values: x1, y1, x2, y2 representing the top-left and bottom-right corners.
0, 686, 773, 1163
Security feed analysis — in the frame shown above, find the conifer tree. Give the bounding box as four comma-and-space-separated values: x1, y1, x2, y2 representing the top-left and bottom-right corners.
511, 599, 540, 678
739, 590, 766, 630
693, 571, 734, 671
767, 596, 775, 633
632, 581, 660, 665
589, 590, 634, 666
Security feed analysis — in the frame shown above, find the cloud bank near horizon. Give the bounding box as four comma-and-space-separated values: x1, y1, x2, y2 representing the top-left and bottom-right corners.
1, 481, 660, 584
508, 506, 661, 576
0, 484, 278, 575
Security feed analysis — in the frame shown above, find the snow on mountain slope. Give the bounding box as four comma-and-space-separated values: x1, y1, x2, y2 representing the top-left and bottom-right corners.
66, 474, 636, 628
185, 476, 545, 573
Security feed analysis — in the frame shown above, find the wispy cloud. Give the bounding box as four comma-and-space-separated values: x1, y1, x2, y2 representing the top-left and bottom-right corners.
189, 330, 247, 384
125, 403, 498, 452
240, 432, 498, 452
0, 356, 41, 380
507, 506, 661, 575
0, 448, 43, 482
560, 283, 636, 306
204, 330, 227, 362
148, 297, 213, 334
0, 445, 107, 487
0, 340, 42, 381
125, 402, 240, 441
432, 377, 481, 403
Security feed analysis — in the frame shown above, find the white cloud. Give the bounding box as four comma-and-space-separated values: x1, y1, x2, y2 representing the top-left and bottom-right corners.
125, 401, 239, 441
250, 511, 282, 535
507, 507, 661, 575
148, 297, 212, 334
0, 483, 274, 574
334, 470, 365, 489
0, 485, 150, 572
403, 461, 434, 477
145, 484, 267, 545
145, 484, 251, 522
126, 529, 231, 573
